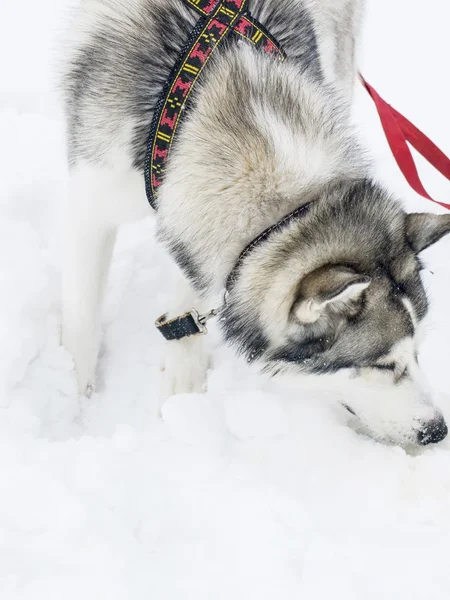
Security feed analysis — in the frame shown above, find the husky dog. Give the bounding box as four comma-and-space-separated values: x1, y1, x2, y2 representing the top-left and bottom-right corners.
61, 0, 450, 446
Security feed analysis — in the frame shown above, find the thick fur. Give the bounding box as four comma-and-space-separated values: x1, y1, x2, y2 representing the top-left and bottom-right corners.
61, 0, 450, 446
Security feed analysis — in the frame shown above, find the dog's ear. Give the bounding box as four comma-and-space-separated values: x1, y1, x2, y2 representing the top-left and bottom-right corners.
294, 265, 370, 324
406, 213, 450, 253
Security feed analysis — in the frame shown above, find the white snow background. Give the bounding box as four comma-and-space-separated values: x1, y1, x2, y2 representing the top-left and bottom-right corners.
0, 1, 449, 598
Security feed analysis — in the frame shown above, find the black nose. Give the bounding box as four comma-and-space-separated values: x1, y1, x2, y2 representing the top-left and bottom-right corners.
417, 416, 448, 445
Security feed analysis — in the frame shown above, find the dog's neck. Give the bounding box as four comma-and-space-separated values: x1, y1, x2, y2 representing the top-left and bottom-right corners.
157, 45, 368, 295
221, 178, 406, 362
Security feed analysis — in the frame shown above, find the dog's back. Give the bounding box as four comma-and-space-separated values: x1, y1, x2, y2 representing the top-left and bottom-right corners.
62, 0, 364, 172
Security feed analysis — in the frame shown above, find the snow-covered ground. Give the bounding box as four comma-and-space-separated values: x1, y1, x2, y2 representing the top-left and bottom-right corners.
0, 1, 449, 598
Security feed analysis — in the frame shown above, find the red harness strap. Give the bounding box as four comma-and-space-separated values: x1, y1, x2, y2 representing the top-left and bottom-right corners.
361, 76, 450, 211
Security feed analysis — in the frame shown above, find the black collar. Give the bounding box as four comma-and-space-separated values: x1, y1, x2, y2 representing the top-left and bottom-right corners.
226, 201, 313, 290
155, 201, 313, 341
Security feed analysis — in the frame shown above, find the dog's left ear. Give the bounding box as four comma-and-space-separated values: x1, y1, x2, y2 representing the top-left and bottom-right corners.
294, 265, 371, 324
406, 213, 450, 253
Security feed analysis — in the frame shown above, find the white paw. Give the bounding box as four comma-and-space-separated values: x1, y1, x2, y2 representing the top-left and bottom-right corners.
84, 382, 96, 399
70, 351, 97, 397
62, 332, 97, 397
160, 337, 209, 404
73, 365, 96, 398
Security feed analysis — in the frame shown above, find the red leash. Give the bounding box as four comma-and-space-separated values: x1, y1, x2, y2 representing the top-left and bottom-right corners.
361, 76, 450, 211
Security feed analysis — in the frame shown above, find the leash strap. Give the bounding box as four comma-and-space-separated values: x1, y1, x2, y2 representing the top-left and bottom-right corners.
144, 0, 285, 209
361, 76, 450, 211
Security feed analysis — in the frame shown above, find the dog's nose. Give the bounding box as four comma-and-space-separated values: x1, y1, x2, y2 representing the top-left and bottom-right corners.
417, 415, 448, 445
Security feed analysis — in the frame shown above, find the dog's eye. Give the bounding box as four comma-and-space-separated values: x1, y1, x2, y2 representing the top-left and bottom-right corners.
372, 363, 408, 383
394, 366, 409, 383
394, 282, 407, 296
372, 363, 396, 372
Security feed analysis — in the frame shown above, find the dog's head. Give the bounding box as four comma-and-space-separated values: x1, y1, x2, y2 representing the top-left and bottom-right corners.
223, 180, 450, 446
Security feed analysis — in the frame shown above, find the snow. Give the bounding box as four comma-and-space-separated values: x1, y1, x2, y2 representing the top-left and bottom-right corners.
0, 0, 449, 598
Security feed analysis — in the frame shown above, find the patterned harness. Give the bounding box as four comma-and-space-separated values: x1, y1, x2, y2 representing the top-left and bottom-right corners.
144, 0, 285, 209
147, 0, 287, 341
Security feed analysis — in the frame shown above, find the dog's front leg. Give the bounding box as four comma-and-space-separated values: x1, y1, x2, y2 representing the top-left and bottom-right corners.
62, 167, 118, 396
159, 271, 211, 404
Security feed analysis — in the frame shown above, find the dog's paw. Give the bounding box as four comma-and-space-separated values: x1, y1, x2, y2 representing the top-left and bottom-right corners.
71, 359, 96, 399
62, 330, 98, 398
159, 337, 209, 405
84, 382, 96, 399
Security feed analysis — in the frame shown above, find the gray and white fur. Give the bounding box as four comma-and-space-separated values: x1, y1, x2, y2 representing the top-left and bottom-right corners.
61, 0, 450, 446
